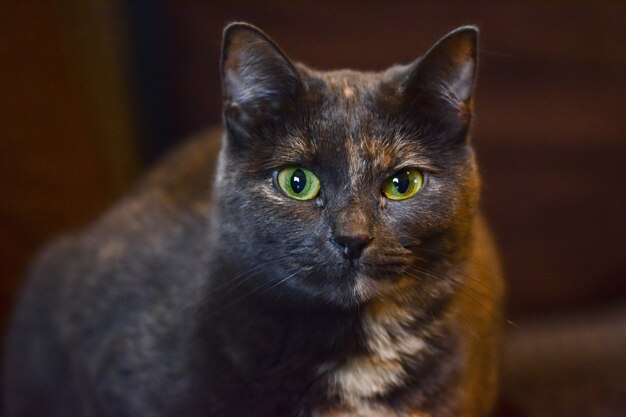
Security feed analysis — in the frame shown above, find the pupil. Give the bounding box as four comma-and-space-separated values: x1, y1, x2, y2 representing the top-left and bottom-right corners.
291, 169, 307, 193
393, 171, 410, 193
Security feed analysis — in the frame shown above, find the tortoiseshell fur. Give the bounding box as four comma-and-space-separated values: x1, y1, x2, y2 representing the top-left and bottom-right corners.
4, 23, 503, 417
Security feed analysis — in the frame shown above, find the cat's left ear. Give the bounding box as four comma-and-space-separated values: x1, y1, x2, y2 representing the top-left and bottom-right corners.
221, 23, 302, 139
401, 26, 478, 123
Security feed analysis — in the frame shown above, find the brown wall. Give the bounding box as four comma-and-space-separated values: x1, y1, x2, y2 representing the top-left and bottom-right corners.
0, 3, 138, 335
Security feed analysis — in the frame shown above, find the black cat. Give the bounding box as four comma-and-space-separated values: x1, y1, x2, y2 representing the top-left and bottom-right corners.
4, 23, 503, 417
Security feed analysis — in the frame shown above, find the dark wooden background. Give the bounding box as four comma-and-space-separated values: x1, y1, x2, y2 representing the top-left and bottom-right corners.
1, 1, 625, 415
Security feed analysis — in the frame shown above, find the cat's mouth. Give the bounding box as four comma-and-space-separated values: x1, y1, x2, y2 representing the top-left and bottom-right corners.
291, 252, 413, 307
333, 251, 409, 279
332, 261, 410, 304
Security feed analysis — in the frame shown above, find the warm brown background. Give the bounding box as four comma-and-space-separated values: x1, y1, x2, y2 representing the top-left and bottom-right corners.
1, 2, 625, 415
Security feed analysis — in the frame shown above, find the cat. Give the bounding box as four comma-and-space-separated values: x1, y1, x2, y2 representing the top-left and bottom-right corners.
4, 22, 503, 417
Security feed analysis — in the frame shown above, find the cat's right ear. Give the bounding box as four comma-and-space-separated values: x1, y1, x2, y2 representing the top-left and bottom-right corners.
221, 23, 302, 139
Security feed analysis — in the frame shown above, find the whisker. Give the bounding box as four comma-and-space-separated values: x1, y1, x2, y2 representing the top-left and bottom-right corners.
402, 268, 506, 328
257, 268, 306, 298
204, 254, 293, 296
207, 268, 304, 319
413, 246, 501, 278
409, 251, 501, 297
406, 266, 502, 307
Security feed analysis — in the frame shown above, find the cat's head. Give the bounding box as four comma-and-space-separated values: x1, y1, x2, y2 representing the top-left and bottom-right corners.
213, 23, 480, 308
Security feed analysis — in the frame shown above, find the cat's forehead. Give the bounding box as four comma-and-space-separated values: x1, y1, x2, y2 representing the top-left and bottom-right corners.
255, 67, 435, 174
299, 67, 384, 105
317, 69, 380, 98
252, 70, 423, 172
264, 125, 433, 176
294, 132, 431, 171
298, 68, 381, 132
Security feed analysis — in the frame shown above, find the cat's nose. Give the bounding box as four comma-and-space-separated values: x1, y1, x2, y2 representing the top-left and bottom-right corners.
331, 234, 373, 261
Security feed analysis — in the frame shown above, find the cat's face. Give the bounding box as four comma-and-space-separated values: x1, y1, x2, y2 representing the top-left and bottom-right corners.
213, 23, 480, 308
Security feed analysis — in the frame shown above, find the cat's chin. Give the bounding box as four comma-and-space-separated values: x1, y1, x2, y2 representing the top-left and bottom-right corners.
277, 260, 412, 309
304, 269, 403, 309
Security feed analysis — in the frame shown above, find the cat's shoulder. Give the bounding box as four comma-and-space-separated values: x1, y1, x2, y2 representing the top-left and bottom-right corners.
68, 127, 221, 244
136, 127, 222, 215
24, 128, 223, 301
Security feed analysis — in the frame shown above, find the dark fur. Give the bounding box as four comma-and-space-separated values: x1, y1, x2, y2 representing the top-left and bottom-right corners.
4, 23, 503, 417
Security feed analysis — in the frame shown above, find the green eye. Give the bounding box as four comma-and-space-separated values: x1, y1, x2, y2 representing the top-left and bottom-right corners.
276, 166, 321, 200
382, 168, 424, 200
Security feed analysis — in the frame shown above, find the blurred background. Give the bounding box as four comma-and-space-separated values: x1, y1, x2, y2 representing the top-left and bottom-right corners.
1, 1, 624, 416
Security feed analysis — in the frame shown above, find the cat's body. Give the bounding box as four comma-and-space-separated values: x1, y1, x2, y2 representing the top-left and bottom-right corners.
4, 24, 503, 417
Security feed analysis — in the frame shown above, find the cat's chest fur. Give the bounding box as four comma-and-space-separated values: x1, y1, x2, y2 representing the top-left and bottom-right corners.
318, 302, 431, 415
208, 282, 456, 417
313, 293, 457, 417
329, 305, 419, 388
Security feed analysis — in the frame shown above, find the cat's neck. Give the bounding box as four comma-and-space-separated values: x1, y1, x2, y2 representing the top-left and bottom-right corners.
199, 255, 463, 415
